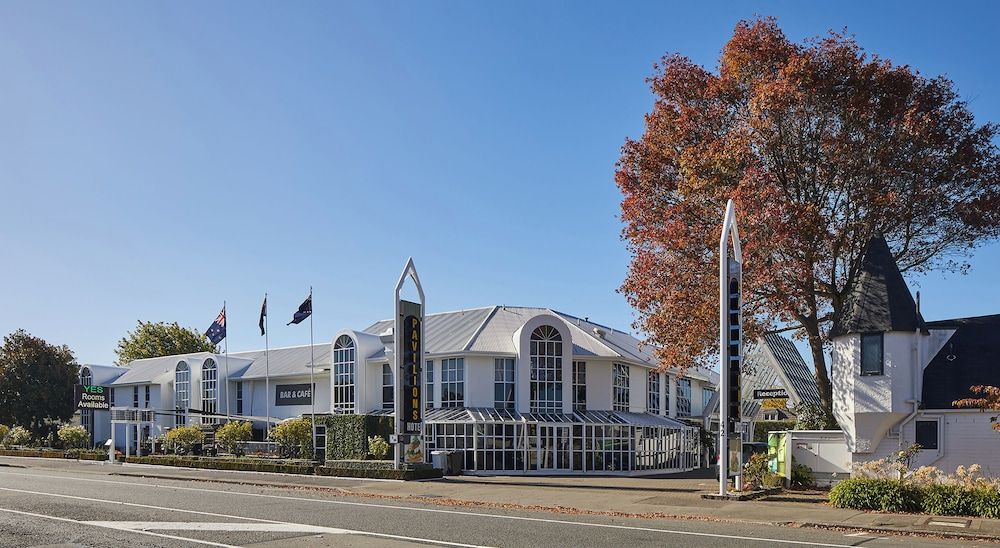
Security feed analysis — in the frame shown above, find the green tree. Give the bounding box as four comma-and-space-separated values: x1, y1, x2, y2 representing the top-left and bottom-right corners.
115, 321, 216, 365
3, 426, 31, 446
215, 421, 253, 456
57, 424, 90, 449
268, 418, 313, 459
166, 425, 205, 454
0, 330, 77, 439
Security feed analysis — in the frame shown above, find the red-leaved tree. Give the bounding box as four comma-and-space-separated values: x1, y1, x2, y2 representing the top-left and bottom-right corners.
616, 17, 1000, 415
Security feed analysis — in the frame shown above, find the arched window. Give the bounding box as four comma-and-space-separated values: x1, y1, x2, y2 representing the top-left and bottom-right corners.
175, 361, 190, 426
529, 325, 563, 413
79, 367, 93, 445
201, 358, 218, 424
333, 335, 355, 413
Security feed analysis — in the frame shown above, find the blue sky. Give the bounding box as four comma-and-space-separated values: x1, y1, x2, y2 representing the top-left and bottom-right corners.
1, 2, 998, 365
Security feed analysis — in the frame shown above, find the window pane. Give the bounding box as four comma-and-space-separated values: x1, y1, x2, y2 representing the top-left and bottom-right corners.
861, 333, 884, 375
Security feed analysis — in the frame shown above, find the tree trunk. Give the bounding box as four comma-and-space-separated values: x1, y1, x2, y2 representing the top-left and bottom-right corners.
805, 329, 834, 418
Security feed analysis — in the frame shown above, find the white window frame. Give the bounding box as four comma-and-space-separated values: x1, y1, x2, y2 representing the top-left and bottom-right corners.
382, 363, 394, 410
332, 335, 356, 413
613, 363, 630, 411
201, 358, 218, 423
529, 325, 563, 413
425, 360, 434, 409
175, 361, 190, 426
494, 358, 515, 409
572, 361, 587, 411
441, 357, 465, 408
676, 377, 692, 417
647, 371, 660, 414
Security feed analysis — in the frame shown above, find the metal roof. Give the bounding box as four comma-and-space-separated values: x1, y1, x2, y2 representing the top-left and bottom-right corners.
831, 235, 924, 337
363, 305, 716, 381
112, 353, 219, 385
740, 334, 820, 419
230, 344, 332, 379
922, 314, 1000, 409
420, 407, 694, 429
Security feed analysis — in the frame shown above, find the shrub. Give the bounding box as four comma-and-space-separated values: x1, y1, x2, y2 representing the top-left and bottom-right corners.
972, 487, 1000, 519
367, 435, 389, 460
166, 426, 204, 454
57, 424, 89, 449
791, 403, 839, 430
215, 421, 252, 456
922, 483, 973, 516
829, 478, 922, 513
742, 452, 781, 490
4, 426, 31, 447
0, 425, 9, 445
269, 418, 313, 459
791, 461, 815, 487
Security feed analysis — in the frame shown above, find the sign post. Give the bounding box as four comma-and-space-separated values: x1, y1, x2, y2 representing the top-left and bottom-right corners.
393, 258, 426, 470
719, 199, 743, 495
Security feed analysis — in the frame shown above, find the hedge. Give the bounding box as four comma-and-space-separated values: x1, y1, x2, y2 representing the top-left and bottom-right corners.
321, 414, 394, 461
829, 477, 1000, 518
318, 460, 442, 481
125, 455, 314, 475
752, 420, 797, 442
0, 448, 107, 461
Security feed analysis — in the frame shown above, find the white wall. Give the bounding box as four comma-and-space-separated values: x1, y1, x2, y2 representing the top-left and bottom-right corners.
586, 361, 612, 411
464, 355, 495, 408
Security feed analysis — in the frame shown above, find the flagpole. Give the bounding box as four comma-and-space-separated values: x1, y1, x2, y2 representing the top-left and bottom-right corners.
264, 293, 271, 439
224, 300, 231, 422
309, 286, 316, 461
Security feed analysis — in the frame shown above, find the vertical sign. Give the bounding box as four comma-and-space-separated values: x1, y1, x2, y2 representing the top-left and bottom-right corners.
393, 258, 426, 468
718, 199, 743, 494
726, 258, 742, 434
399, 300, 423, 433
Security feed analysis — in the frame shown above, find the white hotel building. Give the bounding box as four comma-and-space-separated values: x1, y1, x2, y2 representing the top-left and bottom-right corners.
81, 305, 725, 475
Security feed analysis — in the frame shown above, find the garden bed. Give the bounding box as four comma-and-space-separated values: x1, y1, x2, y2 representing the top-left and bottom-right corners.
0, 448, 108, 460
125, 455, 314, 474
830, 477, 1000, 518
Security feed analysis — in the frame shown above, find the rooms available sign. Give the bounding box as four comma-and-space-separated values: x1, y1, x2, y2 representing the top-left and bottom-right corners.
75, 385, 110, 410
275, 383, 313, 406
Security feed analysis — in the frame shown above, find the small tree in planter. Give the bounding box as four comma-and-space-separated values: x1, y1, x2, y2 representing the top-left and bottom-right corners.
367, 435, 389, 460
166, 426, 204, 455
216, 421, 252, 457
269, 418, 313, 459
57, 424, 89, 450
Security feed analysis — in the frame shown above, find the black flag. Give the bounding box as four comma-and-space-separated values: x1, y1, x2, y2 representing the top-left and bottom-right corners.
259, 295, 267, 336
287, 294, 312, 325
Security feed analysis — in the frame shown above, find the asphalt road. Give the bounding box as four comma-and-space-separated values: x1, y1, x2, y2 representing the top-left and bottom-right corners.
0, 460, 977, 548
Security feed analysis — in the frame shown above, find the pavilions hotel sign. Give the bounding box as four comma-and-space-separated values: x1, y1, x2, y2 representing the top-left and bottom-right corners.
75, 385, 110, 410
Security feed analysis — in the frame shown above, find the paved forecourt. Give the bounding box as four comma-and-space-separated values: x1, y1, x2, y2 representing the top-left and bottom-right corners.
0, 461, 963, 548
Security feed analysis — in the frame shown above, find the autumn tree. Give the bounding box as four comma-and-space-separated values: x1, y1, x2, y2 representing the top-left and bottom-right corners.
616, 18, 1000, 415
115, 321, 216, 365
954, 386, 1000, 431
0, 330, 78, 439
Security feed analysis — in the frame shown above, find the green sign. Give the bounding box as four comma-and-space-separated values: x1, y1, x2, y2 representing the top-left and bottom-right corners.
75, 384, 110, 410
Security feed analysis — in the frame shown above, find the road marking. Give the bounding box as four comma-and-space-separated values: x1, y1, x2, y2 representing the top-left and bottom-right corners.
0, 470, 860, 547
0, 485, 490, 548
86, 521, 348, 533
0, 507, 237, 548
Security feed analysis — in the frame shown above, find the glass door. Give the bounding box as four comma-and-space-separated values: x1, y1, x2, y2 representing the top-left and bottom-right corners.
538, 425, 571, 470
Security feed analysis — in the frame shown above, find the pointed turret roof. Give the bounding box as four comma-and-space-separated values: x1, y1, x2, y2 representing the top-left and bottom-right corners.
831, 235, 924, 337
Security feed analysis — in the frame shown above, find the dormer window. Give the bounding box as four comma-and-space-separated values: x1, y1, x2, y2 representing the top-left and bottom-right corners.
860, 333, 884, 376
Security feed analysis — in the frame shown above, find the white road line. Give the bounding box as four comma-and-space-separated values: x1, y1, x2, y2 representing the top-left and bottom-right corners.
86, 521, 348, 533
0, 506, 238, 548
0, 470, 860, 547
0, 485, 490, 548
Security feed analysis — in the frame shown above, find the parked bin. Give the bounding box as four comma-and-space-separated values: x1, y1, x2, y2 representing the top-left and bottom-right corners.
448, 451, 464, 475
431, 450, 448, 472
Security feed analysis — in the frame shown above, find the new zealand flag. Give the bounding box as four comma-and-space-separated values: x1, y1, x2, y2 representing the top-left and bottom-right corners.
205, 306, 227, 345
287, 295, 312, 325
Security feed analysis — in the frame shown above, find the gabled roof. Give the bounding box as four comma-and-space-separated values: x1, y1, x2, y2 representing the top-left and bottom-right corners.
113, 352, 214, 385
740, 333, 820, 419
831, 235, 924, 337
230, 344, 331, 379
362, 305, 716, 381
922, 314, 1000, 409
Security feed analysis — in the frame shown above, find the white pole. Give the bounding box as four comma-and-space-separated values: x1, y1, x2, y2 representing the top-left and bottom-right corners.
265, 293, 271, 439
224, 301, 231, 422
309, 287, 316, 461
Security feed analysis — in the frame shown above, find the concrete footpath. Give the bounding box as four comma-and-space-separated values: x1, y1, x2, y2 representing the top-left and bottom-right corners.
5, 456, 1000, 542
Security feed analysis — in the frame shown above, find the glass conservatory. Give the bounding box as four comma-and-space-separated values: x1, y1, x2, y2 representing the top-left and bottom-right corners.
419, 407, 701, 475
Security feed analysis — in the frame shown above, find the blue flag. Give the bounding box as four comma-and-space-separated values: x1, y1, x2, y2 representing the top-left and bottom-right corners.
205, 306, 226, 345
287, 295, 312, 325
